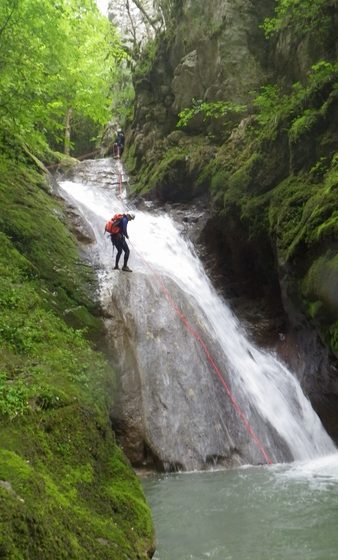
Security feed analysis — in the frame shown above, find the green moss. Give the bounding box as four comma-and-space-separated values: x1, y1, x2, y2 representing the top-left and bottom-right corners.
268, 177, 314, 263
302, 253, 338, 315
210, 169, 229, 198
130, 138, 213, 202
149, 147, 187, 192
307, 300, 324, 319
0, 412, 153, 558
328, 321, 338, 354
133, 39, 158, 81
0, 159, 154, 558
288, 108, 320, 143
0, 161, 99, 330
125, 142, 137, 174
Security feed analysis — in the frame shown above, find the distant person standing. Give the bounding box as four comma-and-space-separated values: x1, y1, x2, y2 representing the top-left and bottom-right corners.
115, 129, 125, 158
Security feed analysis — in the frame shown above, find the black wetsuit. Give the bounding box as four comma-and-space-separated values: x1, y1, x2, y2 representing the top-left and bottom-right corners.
111, 215, 130, 268
116, 131, 125, 156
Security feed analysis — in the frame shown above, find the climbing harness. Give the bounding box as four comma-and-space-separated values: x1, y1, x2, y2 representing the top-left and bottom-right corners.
130, 242, 273, 466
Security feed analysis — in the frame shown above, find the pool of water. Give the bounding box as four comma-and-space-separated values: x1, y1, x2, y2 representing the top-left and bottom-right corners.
142, 454, 338, 560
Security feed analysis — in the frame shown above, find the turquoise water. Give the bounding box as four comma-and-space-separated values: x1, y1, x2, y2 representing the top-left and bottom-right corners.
142, 454, 338, 560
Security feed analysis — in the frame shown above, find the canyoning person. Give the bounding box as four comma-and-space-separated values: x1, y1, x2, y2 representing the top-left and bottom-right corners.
109, 212, 135, 271
115, 128, 125, 157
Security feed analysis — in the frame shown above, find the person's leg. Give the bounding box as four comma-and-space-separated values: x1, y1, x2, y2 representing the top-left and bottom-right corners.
115, 250, 122, 268
122, 238, 130, 266
121, 238, 132, 271
112, 237, 123, 268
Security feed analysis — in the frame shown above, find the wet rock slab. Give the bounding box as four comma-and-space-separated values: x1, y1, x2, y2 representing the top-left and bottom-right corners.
102, 270, 288, 471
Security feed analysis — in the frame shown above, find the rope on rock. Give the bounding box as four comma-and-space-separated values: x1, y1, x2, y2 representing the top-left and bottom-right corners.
130, 241, 273, 465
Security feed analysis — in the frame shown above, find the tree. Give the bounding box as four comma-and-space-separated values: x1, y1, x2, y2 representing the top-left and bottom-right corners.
263, 0, 334, 37
0, 0, 125, 157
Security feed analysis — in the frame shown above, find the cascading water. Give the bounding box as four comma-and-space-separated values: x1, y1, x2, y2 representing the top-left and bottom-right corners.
59, 157, 335, 468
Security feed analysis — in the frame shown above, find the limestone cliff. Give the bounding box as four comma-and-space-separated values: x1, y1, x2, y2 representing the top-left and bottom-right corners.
126, 0, 338, 440
128, 0, 275, 179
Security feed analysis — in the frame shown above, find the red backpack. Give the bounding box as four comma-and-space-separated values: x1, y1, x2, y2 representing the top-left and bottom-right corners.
105, 213, 123, 235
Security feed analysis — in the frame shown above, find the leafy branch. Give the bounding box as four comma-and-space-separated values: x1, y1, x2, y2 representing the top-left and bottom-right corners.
263, 0, 332, 37
177, 99, 246, 128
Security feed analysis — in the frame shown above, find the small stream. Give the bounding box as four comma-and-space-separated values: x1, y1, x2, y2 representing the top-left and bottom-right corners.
142, 453, 338, 560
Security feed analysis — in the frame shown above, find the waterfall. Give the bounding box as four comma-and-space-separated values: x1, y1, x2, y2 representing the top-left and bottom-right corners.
59, 158, 335, 469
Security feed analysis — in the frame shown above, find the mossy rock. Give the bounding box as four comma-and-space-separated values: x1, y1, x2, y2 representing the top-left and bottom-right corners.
0, 406, 154, 559
0, 158, 154, 558
302, 251, 338, 321
130, 139, 214, 202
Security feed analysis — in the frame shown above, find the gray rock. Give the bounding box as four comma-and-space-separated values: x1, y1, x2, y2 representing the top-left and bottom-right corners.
102, 271, 288, 470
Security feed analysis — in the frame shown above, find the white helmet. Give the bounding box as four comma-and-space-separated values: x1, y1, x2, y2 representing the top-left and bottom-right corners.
126, 212, 135, 220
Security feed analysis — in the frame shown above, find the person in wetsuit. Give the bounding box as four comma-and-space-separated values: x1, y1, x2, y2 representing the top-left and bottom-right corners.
115, 129, 125, 157
111, 212, 135, 271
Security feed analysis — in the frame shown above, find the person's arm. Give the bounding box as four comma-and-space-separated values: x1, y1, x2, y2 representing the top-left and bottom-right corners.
121, 216, 129, 238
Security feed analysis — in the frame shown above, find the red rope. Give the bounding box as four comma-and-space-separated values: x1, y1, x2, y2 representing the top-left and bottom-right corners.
132, 244, 273, 465
117, 165, 122, 197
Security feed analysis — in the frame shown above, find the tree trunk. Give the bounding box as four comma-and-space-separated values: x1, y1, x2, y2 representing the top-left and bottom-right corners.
130, 0, 160, 31
64, 107, 72, 155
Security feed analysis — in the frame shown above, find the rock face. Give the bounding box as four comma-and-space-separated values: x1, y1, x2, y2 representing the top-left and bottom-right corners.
170, 0, 272, 104
102, 271, 290, 470
125, 1, 338, 440
129, 0, 275, 170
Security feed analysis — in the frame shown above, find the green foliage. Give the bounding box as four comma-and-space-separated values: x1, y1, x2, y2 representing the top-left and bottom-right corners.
252, 85, 288, 126
263, 0, 331, 37
177, 98, 246, 128
289, 109, 319, 142
309, 60, 337, 85
111, 64, 135, 127
0, 163, 108, 420
0, 372, 29, 419
252, 60, 338, 138
134, 38, 158, 79
0, 161, 153, 557
0, 0, 126, 157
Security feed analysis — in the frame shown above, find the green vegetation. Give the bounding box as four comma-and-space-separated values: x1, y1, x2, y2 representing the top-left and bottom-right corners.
0, 1, 153, 556
128, 134, 215, 200
0, 417, 153, 559
263, 0, 331, 37
251, 61, 338, 141
133, 38, 159, 80
0, 0, 127, 158
204, 56, 338, 351
0, 159, 154, 558
177, 99, 246, 130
